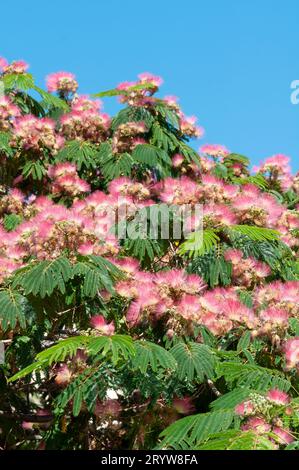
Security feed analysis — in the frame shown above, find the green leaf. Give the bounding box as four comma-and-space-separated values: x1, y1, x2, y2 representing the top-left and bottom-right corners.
33, 86, 69, 111
170, 342, 217, 382
93, 82, 156, 98
73, 255, 123, 298
158, 409, 235, 449
197, 430, 276, 450
237, 330, 251, 352
72, 389, 83, 417
179, 230, 220, 258
210, 388, 253, 410
224, 153, 250, 167
22, 160, 47, 180
55, 140, 98, 170
3, 213, 22, 231
3, 73, 35, 90
217, 362, 291, 392
228, 225, 280, 241
111, 106, 153, 130
132, 143, 172, 167
0, 288, 27, 330
132, 341, 177, 374
0, 131, 13, 156
99, 149, 134, 180
12, 257, 73, 298
87, 334, 135, 364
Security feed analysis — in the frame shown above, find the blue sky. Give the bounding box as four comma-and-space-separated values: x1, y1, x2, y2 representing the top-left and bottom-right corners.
1, 0, 299, 170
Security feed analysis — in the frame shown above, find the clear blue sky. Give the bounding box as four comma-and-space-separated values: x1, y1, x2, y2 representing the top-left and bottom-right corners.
1, 0, 299, 170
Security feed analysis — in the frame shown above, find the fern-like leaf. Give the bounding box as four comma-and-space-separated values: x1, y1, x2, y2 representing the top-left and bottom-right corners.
0, 288, 27, 330
132, 341, 177, 374
158, 409, 235, 449
170, 342, 216, 382
179, 230, 220, 258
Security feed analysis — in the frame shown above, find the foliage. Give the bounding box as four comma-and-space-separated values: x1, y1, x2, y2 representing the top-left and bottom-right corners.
0, 58, 299, 451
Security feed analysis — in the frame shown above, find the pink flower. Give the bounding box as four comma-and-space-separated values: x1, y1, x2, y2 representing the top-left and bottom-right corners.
173, 397, 196, 415
180, 115, 204, 138
272, 426, 294, 445
138, 72, 163, 87
46, 71, 78, 93
71, 95, 102, 112
259, 307, 289, 328
117, 81, 137, 91
55, 364, 72, 386
172, 153, 184, 168
241, 417, 271, 434
3, 60, 29, 74
0, 57, 8, 71
266, 389, 290, 405
77, 242, 95, 256
235, 400, 255, 416
200, 144, 230, 158
90, 315, 115, 335
163, 95, 179, 109
284, 337, 299, 369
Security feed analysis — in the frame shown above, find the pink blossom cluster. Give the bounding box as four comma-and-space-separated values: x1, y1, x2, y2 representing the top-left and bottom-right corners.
200, 144, 230, 158
10, 115, 64, 154
48, 162, 91, 196
117, 72, 163, 106
46, 71, 78, 94
0, 57, 29, 75
112, 121, 147, 154
0, 96, 20, 131
60, 96, 111, 143
235, 389, 294, 446
224, 248, 271, 288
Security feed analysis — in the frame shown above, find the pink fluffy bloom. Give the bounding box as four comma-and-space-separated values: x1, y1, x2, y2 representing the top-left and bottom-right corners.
11, 115, 62, 153
266, 389, 290, 405
112, 257, 140, 275
51, 174, 91, 196
235, 400, 255, 416
200, 144, 230, 158
203, 203, 237, 227
117, 81, 137, 91
90, 315, 115, 335
201, 175, 239, 203
259, 307, 289, 328
272, 426, 294, 445
180, 115, 204, 138
172, 153, 185, 168
3, 60, 29, 74
254, 154, 291, 176
172, 397, 196, 415
233, 184, 284, 227
71, 95, 102, 112
60, 108, 110, 143
46, 71, 78, 93
55, 364, 72, 386
48, 162, 77, 179
157, 176, 201, 205
138, 72, 163, 87
0, 57, 8, 71
241, 417, 271, 434
77, 242, 95, 256
0, 96, 21, 119
177, 294, 202, 322
108, 177, 150, 200
284, 337, 299, 370
163, 95, 179, 109
224, 249, 243, 264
